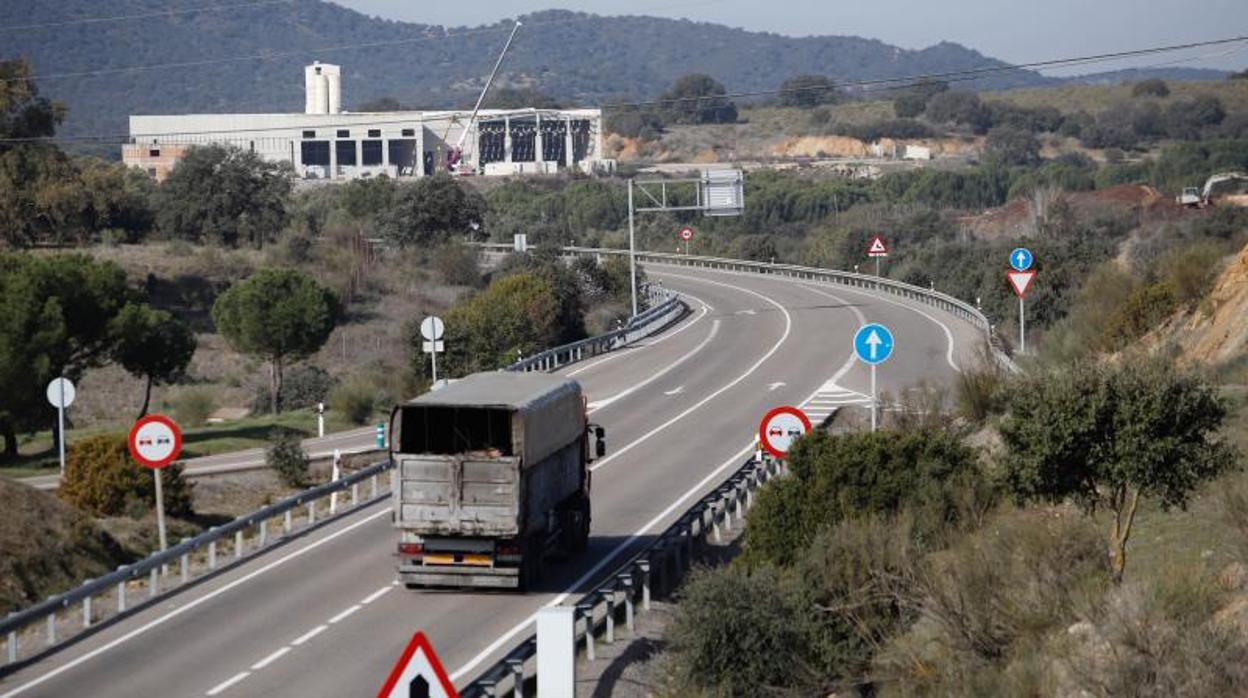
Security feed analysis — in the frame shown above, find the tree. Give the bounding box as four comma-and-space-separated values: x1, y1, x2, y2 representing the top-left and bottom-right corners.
998, 360, 1237, 582
1131, 79, 1170, 98
434, 273, 560, 376
1163, 96, 1227, 140
925, 90, 992, 134
0, 254, 133, 460
155, 145, 293, 248
779, 75, 839, 108
110, 304, 197, 418
660, 74, 737, 125
266, 428, 309, 487
339, 175, 396, 221
376, 175, 487, 247
984, 126, 1042, 166
480, 87, 564, 110
894, 79, 949, 118
211, 269, 338, 414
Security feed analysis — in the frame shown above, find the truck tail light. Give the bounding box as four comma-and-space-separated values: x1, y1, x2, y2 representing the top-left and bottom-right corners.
398, 542, 424, 557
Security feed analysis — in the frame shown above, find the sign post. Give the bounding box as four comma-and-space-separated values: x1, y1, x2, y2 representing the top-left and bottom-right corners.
853, 323, 895, 432
866, 235, 889, 278
377, 631, 458, 698
420, 316, 445, 384
679, 226, 694, 256
46, 377, 76, 477
316, 402, 325, 438
1007, 248, 1036, 355
757, 406, 813, 461
128, 414, 183, 553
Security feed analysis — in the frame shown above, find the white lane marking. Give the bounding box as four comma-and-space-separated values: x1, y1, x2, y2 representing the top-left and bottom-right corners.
0, 506, 392, 698
205, 672, 250, 696
663, 386, 684, 396
589, 274, 793, 473
291, 624, 328, 647
734, 309, 756, 316
566, 293, 713, 378
586, 319, 720, 414
250, 647, 291, 671
360, 585, 393, 605
767, 382, 786, 391
452, 373, 844, 683
328, 604, 361, 624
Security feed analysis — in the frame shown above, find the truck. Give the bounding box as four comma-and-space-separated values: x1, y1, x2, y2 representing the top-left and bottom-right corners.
388, 372, 605, 589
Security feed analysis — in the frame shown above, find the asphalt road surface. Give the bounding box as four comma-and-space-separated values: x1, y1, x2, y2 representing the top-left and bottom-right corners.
0, 264, 983, 698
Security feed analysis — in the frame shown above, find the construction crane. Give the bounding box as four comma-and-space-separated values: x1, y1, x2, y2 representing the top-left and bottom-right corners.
443, 21, 522, 175
1177, 171, 1248, 208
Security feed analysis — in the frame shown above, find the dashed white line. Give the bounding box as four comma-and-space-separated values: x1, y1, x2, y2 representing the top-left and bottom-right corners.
291, 624, 328, 646
250, 647, 291, 671
360, 585, 393, 605
205, 672, 250, 696
587, 319, 720, 413
328, 604, 361, 624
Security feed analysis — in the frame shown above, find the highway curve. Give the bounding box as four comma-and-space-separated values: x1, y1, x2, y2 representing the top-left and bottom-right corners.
0, 264, 984, 698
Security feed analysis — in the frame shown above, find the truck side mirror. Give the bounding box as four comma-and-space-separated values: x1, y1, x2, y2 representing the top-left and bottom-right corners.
596, 439, 606, 458
595, 426, 605, 440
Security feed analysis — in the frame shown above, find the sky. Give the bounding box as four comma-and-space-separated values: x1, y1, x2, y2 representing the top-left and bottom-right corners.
329, 0, 1248, 74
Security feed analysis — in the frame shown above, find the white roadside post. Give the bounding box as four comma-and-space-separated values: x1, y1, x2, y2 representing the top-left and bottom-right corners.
421, 316, 445, 384
853, 324, 895, 433
537, 606, 576, 697
45, 377, 76, 478
330, 448, 341, 514
316, 401, 325, 438
128, 415, 182, 554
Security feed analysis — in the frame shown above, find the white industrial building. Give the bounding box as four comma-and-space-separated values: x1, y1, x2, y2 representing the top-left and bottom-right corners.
124, 62, 609, 181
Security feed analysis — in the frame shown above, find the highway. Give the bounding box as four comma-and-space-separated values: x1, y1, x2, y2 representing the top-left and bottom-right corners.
0, 263, 983, 698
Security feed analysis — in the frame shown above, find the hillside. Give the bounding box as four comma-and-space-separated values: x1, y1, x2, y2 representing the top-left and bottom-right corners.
1, 2, 1051, 144
1171, 240, 1248, 366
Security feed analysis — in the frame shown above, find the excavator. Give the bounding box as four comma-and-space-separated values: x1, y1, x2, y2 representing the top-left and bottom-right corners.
1176, 172, 1248, 208
442, 21, 522, 175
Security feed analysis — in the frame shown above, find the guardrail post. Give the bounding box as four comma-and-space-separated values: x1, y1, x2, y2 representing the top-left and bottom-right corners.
284, 509, 293, 534
604, 590, 615, 644
149, 568, 159, 598
180, 544, 189, 585
259, 520, 268, 548
235, 530, 244, 559
371, 474, 378, 499
82, 588, 91, 629
721, 497, 732, 534
639, 559, 651, 611
208, 540, 217, 570
712, 511, 722, 543
506, 658, 525, 698
307, 501, 316, 525
46, 607, 56, 645
577, 603, 595, 661
117, 568, 127, 612
621, 575, 635, 633
477, 677, 499, 697
7, 619, 15, 664
352, 482, 359, 507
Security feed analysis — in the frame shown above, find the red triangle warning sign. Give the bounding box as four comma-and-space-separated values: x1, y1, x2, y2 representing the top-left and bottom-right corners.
377, 631, 459, 698
866, 235, 889, 257
1008, 270, 1036, 298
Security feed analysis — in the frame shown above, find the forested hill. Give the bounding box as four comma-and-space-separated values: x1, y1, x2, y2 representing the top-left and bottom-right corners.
1, 1, 1051, 143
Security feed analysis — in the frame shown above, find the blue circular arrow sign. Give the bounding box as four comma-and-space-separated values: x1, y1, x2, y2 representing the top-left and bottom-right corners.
853, 323, 894, 365
1009, 247, 1034, 272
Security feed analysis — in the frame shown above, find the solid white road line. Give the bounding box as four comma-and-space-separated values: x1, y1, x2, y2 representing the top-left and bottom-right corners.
250, 647, 291, 671
587, 319, 720, 413
360, 585, 393, 605
205, 672, 250, 696
566, 293, 713, 378
290, 625, 328, 647
0, 506, 392, 698
588, 273, 794, 473
328, 604, 361, 625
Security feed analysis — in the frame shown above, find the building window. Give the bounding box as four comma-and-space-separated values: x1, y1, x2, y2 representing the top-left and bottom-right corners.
337, 129, 350, 138
368, 129, 381, 138
302, 130, 316, 139
336, 140, 357, 166
300, 140, 330, 166
401, 128, 415, 137
149, 148, 160, 157
389, 139, 418, 176
361, 140, 383, 166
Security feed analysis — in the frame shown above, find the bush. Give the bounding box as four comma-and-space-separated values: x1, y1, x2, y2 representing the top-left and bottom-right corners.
1100, 282, 1178, 345
265, 428, 309, 487
328, 372, 384, 425
60, 434, 193, 517
984, 126, 1042, 167
1132, 78, 1171, 98
955, 346, 1007, 422
1157, 241, 1227, 305
251, 364, 336, 413
170, 386, 217, 427
433, 242, 482, 287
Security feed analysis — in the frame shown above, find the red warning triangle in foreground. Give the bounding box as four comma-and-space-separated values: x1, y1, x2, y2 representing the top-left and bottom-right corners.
1008, 270, 1036, 298
377, 631, 459, 698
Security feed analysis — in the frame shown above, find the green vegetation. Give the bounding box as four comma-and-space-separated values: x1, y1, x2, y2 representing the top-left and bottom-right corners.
59, 434, 192, 517
110, 304, 197, 418
265, 428, 309, 488
211, 268, 339, 414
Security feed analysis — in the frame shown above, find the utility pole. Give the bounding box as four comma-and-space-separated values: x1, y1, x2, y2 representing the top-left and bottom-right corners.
628, 179, 638, 317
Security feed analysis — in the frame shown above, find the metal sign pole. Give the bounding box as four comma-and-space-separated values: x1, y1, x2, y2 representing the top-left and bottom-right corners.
870, 364, 878, 432
430, 345, 438, 384
56, 386, 66, 477
153, 469, 168, 552
1019, 297, 1026, 355
628, 179, 638, 317
875, 255, 880, 278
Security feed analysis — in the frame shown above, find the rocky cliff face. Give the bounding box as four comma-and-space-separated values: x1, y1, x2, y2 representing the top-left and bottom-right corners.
1179, 241, 1248, 365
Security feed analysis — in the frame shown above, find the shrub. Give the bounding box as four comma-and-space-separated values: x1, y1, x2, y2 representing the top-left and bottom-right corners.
60, 434, 193, 517
955, 345, 1007, 422
433, 242, 482, 287
1100, 282, 1178, 345
251, 364, 336, 413
1157, 241, 1227, 305
265, 428, 309, 487
1221, 473, 1248, 560
1132, 78, 1171, 98
328, 370, 392, 425
984, 126, 1042, 167
170, 386, 217, 427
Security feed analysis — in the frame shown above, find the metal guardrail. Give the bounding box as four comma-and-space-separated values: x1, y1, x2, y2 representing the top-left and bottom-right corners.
461, 454, 784, 697
1, 460, 393, 669
478, 244, 1020, 374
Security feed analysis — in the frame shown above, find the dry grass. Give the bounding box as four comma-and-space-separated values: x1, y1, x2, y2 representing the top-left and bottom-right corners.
984, 79, 1248, 116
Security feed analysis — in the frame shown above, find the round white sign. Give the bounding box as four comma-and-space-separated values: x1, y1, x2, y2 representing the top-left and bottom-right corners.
420, 316, 445, 341
46, 377, 76, 408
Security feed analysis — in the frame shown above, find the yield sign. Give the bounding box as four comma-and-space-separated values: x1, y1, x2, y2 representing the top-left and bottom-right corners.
1007, 270, 1036, 298
377, 632, 458, 698
866, 235, 889, 257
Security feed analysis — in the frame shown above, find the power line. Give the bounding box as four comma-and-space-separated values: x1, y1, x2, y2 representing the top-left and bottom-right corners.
3, 33, 1245, 145
0, 0, 296, 32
